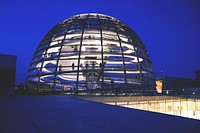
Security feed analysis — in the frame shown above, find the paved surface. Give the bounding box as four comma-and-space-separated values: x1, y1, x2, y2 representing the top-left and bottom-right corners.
0, 95, 200, 133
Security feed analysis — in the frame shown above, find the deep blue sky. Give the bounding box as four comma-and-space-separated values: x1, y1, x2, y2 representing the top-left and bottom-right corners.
1, 0, 200, 84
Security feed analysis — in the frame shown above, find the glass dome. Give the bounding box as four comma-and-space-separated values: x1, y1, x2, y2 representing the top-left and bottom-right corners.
27, 13, 154, 93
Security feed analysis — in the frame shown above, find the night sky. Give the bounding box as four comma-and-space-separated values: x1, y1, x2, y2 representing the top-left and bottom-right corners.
1, 0, 200, 84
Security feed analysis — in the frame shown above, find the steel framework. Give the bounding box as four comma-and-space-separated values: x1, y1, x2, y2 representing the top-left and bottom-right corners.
27, 13, 154, 93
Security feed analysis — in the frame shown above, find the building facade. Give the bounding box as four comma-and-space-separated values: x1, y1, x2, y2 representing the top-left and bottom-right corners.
194, 70, 200, 87
0, 54, 17, 95
27, 13, 154, 93
155, 76, 193, 94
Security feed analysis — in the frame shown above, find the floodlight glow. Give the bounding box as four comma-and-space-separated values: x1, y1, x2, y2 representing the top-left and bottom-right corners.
27, 13, 154, 92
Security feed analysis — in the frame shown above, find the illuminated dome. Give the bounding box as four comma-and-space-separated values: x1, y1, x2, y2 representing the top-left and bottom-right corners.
27, 13, 154, 93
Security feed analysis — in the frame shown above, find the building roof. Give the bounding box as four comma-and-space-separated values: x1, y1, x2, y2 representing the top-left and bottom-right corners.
1, 95, 199, 133
0, 54, 17, 69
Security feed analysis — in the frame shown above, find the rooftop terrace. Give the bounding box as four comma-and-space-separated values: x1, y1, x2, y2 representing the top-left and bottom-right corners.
0, 95, 200, 133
